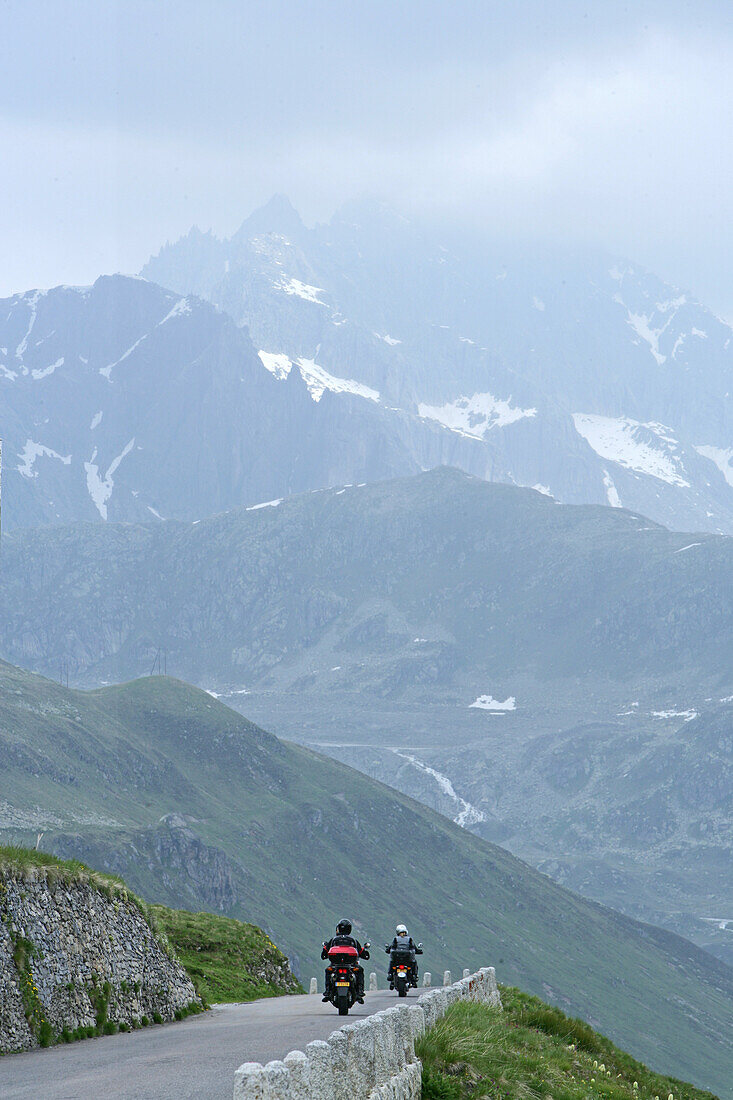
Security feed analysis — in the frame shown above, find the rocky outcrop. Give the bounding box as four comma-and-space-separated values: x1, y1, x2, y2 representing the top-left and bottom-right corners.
0, 864, 200, 1052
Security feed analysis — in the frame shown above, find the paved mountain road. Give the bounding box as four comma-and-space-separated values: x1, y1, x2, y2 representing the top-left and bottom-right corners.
0, 989, 407, 1100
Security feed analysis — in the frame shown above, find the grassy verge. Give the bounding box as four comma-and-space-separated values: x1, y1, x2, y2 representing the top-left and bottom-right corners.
151, 905, 303, 1004
416, 987, 719, 1100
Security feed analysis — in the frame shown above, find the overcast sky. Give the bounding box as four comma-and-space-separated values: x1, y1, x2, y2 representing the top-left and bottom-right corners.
2, 0, 732, 316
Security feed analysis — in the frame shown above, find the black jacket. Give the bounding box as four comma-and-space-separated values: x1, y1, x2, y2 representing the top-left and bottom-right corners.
322, 934, 369, 961
388, 936, 419, 955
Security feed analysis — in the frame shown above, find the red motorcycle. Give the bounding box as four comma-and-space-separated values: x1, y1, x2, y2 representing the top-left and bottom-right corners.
323, 941, 370, 1015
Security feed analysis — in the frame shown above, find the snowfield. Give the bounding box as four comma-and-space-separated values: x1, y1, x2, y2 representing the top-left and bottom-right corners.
258, 351, 292, 380
470, 695, 516, 712
573, 414, 690, 487
84, 439, 136, 519
273, 276, 326, 304
419, 392, 536, 439
31, 357, 64, 380
297, 357, 380, 402
258, 349, 380, 403
17, 439, 72, 479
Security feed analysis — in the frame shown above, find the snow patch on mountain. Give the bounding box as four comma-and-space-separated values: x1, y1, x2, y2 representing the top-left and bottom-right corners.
258, 351, 292, 380
90, 411, 103, 430
99, 297, 190, 380
296, 357, 380, 403
274, 276, 325, 304
602, 469, 622, 508
1, 364, 18, 381
419, 393, 536, 439
15, 289, 46, 364
612, 289, 686, 366
375, 333, 401, 345
652, 708, 698, 722
258, 349, 380, 402
695, 445, 733, 488
246, 498, 283, 511
573, 414, 690, 487
470, 695, 516, 711
391, 750, 485, 828
159, 297, 192, 324
84, 438, 136, 519
17, 440, 72, 479
624, 310, 667, 365
100, 334, 147, 381
31, 357, 64, 381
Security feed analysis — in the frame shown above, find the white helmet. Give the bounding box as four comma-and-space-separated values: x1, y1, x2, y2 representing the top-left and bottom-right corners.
396, 924, 408, 936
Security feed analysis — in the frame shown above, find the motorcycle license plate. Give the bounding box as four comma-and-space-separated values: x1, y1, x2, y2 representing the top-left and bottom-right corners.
336, 981, 350, 986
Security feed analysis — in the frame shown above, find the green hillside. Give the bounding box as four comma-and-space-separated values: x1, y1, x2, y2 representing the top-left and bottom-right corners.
150, 905, 302, 1004
418, 987, 720, 1100
2, 469, 730, 966
0, 661, 731, 1096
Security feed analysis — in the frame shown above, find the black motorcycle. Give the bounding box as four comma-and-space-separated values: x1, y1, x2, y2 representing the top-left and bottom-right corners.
386, 942, 423, 997
323, 941, 370, 1015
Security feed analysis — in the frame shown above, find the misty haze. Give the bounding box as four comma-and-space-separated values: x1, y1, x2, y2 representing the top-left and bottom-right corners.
1, 4, 731, 1100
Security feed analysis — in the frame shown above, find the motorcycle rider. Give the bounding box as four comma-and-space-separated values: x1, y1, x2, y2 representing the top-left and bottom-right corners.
321, 918, 369, 1004
385, 923, 422, 988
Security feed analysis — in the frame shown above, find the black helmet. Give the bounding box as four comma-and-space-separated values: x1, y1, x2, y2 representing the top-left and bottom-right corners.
336, 918, 352, 935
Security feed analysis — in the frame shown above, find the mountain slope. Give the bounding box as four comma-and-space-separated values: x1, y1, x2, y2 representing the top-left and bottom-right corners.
142, 197, 733, 535
1, 468, 730, 689
1, 467, 730, 968
0, 660, 731, 1096
0, 275, 458, 531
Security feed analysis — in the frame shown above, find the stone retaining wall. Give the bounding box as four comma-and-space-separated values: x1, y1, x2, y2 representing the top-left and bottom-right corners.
233, 966, 501, 1099
0, 865, 200, 1052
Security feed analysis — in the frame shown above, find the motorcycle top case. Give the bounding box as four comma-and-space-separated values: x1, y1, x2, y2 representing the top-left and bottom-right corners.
390, 948, 414, 963
328, 944, 359, 963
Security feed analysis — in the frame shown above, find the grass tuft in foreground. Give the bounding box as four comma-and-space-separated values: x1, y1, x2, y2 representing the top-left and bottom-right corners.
417, 987, 719, 1100
151, 905, 303, 1004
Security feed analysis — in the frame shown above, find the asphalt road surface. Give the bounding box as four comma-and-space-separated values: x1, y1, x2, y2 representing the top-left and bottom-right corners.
0, 989, 411, 1100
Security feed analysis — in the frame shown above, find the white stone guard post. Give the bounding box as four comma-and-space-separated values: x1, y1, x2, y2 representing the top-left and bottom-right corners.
233, 966, 501, 1099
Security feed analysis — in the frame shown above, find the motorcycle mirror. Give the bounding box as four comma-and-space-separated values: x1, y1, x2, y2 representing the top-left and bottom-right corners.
417, 943, 423, 949
364, 941, 371, 948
